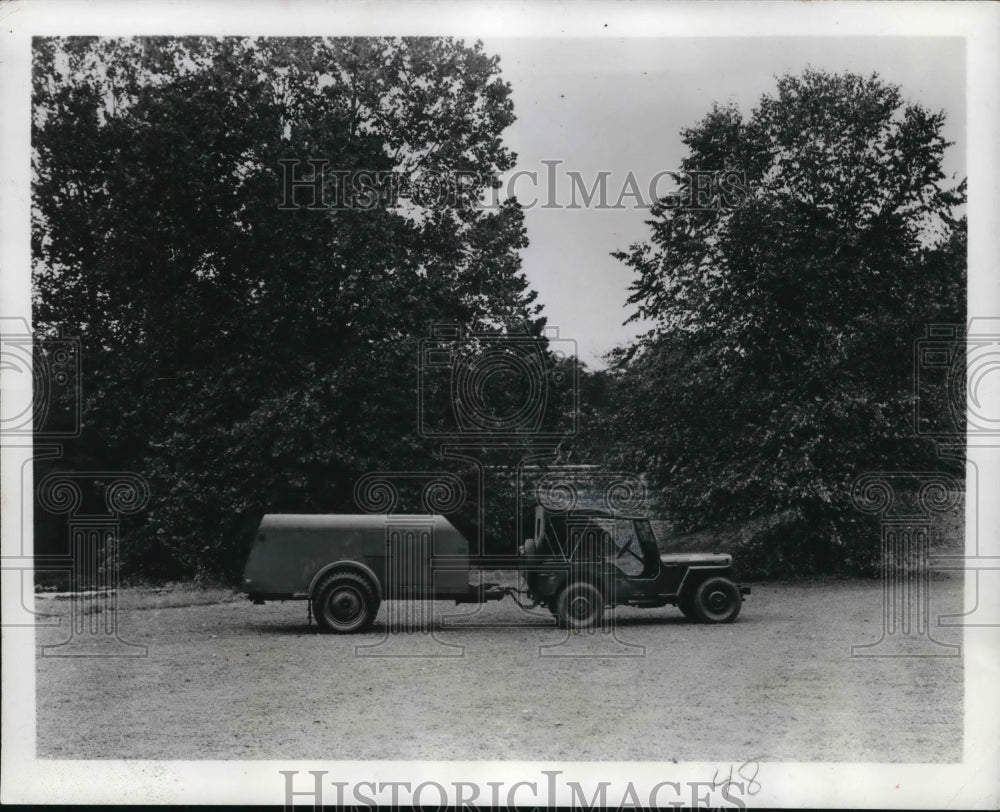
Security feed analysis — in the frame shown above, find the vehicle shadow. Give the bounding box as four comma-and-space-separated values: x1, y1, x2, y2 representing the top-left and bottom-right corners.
248, 610, 719, 635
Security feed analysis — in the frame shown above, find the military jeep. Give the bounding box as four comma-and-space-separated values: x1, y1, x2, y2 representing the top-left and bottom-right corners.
520, 506, 749, 628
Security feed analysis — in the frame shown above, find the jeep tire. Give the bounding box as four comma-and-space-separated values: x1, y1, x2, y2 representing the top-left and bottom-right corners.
313, 571, 380, 633
556, 581, 605, 629
692, 576, 742, 623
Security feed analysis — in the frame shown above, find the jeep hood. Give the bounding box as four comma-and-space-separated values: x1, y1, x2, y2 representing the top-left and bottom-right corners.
659, 552, 732, 566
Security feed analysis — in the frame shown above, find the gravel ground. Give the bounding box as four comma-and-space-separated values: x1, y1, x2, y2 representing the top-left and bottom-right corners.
35, 576, 963, 762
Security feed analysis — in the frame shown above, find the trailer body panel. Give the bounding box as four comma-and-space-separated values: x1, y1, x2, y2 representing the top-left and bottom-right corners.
243, 513, 470, 599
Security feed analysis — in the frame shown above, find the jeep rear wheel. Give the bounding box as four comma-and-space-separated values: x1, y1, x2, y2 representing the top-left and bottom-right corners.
692, 577, 741, 623
556, 581, 605, 629
313, 571, 380, 633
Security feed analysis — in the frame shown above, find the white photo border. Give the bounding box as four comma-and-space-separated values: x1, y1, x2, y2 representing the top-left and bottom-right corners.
2, 0, 998, 807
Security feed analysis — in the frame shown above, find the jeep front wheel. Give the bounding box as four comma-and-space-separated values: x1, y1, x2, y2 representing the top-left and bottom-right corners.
692, 577, 742, 623
556, 582, 605, 629
313, 571, 380, 633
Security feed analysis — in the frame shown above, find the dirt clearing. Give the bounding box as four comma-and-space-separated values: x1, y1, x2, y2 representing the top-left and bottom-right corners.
35, 576, 963, 762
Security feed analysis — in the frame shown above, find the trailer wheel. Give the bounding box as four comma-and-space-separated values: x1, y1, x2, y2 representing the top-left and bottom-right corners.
556, 581, 605, 629
692, 577, 742, 623
313, 571, 380, 633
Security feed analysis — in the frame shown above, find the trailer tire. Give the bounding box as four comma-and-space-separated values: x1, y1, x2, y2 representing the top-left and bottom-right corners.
313, 571, 380, 633
556, 581, 605, 629
692, 576, 742, 624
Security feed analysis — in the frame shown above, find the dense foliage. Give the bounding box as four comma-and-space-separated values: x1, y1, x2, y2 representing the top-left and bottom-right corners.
606, 70, 965, 573
33, 49, 965, 582
32, 37, 555, 581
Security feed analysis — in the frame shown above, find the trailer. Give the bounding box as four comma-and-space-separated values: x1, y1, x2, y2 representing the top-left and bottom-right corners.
242, 505, 749, 632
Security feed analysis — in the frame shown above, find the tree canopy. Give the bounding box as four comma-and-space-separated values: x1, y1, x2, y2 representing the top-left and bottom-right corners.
33, 52, 966, 582
608, 69, 965, 572
32, 36, 549, 580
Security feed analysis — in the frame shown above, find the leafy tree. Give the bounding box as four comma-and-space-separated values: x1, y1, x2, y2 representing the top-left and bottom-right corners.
612, 69, 965, 573
32, 37, 547, 580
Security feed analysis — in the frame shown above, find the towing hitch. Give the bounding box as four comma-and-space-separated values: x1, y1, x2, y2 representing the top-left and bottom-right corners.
454, 584, 540, 610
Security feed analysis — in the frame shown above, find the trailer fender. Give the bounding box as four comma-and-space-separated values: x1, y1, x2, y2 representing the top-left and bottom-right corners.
308, 560, 383, 601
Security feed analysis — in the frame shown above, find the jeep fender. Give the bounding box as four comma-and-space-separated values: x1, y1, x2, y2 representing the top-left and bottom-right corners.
676, 564, 733, 599
550, 568, 616, 605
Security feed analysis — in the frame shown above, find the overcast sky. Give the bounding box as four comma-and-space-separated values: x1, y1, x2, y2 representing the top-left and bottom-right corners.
479, 37, 966, 368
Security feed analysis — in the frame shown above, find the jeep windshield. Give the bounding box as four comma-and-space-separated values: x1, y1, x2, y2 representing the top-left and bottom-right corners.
635, 518, 657, 550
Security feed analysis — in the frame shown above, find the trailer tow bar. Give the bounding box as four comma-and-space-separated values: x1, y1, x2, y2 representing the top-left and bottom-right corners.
500, 586, 541, 611
455, 583, 541, 609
